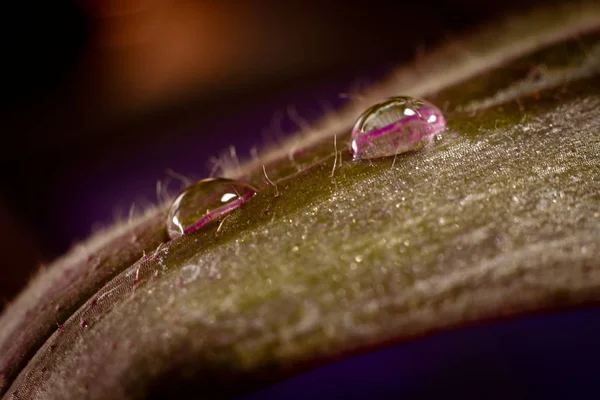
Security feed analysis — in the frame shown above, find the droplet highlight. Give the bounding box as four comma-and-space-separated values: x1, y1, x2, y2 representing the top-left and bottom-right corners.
350, 96, 446, 160
166, 178, 257, 239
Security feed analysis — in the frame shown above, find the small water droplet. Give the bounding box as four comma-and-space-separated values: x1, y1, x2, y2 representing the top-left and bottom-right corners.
166, 178, 257, 239
350, 96, 446, 160
581, 246, 588, 254
80, 320, 89, 328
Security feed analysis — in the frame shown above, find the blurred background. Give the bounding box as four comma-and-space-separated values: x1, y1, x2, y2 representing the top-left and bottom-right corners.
0, 0, 542, 306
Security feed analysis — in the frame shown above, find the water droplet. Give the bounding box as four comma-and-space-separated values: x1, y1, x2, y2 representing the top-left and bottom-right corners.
166, 178, 257, 239
350, 96, 446, 160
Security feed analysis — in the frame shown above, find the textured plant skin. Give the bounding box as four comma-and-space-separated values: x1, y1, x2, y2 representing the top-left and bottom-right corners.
0, 209, 168, 393
2, 2, 600, 398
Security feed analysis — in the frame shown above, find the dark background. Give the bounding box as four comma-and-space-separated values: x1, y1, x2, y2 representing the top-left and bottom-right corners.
0, 0, 544, 305
242, 308, 600, 399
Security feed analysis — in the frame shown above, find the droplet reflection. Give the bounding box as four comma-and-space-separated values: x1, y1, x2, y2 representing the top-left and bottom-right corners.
350, 96, 446, 160
166, 178, 257, 239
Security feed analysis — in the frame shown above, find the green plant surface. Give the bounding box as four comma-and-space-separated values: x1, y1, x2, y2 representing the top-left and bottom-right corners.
2, 2, 600, 398
0, 208, 168, 393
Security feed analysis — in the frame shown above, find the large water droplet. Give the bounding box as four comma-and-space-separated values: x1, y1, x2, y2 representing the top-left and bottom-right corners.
350, 96, 446, 160
166, 178, 257, 239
